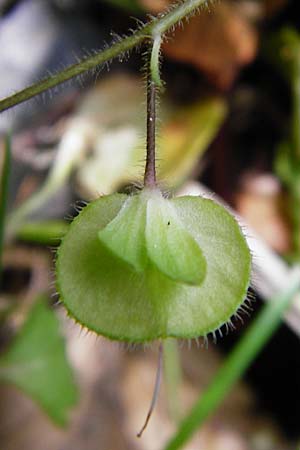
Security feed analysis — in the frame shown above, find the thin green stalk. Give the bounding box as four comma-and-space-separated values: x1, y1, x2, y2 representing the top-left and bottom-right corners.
144, 35, 163, 187
5, 177, 68, 240
0, 0, 208, 113
164, 339, 182, 423
164, 273, 300, 450
152, 0, 205, 36
16, 220, 69, 245
6, 184, 55, 239
144, 74, 157, 188
150, 34, 163, 88
6, 126, 87, 240
0, 136, 11, 278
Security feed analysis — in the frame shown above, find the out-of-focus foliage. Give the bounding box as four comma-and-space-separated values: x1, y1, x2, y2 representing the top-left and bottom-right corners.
162, 1, 258, 89
0, 297, 78, 426
266, 28, 300, 257
103, 0, 142, 12
266, 28, 300, 85
0, 137, 10, 277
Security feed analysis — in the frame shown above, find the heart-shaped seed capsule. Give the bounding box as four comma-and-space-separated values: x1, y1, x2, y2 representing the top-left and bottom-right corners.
56, 189, 251, 342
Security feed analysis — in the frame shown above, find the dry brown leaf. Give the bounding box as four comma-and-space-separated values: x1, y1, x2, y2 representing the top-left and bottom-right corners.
235, 173, 292, 254
139, 0, 169, 13
162, 2, 258, 89
263, 0, 289, 17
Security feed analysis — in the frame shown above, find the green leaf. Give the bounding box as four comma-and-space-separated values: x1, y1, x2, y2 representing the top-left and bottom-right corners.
275, 141, 294, 186
146, 193, 206, 285
56, 191, 251, 342
265, 28, 300, 83
0, 135, 11, 277
0, 297, 78, 426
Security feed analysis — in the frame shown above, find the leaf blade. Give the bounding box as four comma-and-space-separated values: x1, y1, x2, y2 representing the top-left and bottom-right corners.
0, 297, 78, 426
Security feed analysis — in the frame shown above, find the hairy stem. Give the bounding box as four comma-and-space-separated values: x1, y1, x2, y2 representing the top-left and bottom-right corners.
144, 32, 163, 188
0, 0, 208, 113
150, 34, 163, 88
144, 76, 157, 188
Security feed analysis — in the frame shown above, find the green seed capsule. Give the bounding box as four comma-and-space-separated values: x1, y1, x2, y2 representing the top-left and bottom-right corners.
56, 189, 251, 342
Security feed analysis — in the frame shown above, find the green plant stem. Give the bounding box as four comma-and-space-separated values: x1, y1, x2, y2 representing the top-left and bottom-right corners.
164, 273, 300, 450
16, 220, 69, 245
150, 34, 163, 88
5, 183, 56, 240
144, 34, 163, 187
144, 77, 157, 188
164, 339, 182, 423
0, 0, 208, 113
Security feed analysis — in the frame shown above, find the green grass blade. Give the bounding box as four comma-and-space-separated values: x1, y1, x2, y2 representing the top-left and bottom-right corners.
17, 220, 69, 246
164, 272, 300, 450
0, 136, 11, 277
164, 339, 182, 423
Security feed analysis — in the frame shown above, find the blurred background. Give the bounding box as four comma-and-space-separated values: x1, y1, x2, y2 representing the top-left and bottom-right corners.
0, 0, 300, 449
